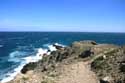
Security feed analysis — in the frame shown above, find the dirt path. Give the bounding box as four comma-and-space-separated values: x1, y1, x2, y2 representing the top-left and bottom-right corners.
55, 62, 99, 83
7, 61, 99, 83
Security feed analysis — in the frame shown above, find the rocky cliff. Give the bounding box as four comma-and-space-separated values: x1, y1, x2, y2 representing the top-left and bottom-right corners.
8, 41, 125, 83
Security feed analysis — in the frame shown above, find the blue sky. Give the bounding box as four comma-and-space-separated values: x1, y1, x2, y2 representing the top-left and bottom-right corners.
0, 0, 124, 32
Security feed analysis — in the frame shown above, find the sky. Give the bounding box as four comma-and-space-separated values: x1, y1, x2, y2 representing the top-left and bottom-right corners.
0, 0, 124, 32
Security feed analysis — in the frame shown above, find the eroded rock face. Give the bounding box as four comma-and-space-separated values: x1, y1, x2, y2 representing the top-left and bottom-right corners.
21, 41, 96, 74
72, 40, 97, 46
53, 44, 64, 50
20, 40, 125, 83
21, 62, 37, 74
79, 48, 94, 58
91, 47, 125, 83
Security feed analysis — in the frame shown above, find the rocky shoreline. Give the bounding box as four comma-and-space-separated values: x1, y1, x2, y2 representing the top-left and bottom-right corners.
6, 41, 125, 83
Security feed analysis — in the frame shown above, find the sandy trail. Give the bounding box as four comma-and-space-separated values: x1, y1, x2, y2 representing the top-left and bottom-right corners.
55, 61, 99, 83
6, 61, 99, 83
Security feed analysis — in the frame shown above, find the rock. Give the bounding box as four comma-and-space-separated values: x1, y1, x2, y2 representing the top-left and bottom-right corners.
16, 41, 125, 83
53, 44, 64, 50
91, 46, 125, 83
21, 62, 37, 74
71, 40, 97, 48
101, 76, 112, 83
100, 79, 109, 83
103, 55, 106, 59
120, 63, 125, 73
79, 48, 94, 58
50, 48, 70, 62
76, 40, 97, 45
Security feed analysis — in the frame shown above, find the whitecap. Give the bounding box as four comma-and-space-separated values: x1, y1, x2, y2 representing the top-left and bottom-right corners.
8, 58, 21, 63
0, 63, 25, 83
1, 48, 49, 83
43, 43, 65, 52
8, 51, 28, 63
0, 43, 66, 83
0, 45, 3, 48
9, 51, 27, 58
48, 43, 66, 52
23, 48, 48, 63
48, 45, 57, 51
54, 43, 66, 47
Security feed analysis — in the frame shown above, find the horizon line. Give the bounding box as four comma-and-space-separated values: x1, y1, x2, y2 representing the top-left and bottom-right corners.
0, 31, 125, 33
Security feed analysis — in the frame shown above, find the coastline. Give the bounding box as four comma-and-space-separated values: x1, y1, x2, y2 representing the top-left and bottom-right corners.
1, 40, 125, 83
0, 43, 65, 83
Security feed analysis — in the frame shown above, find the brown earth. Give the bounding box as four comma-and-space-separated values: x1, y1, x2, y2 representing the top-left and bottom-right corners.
5, 41, 125, 83
8, 61, 99, 83
55, 61, 98, 83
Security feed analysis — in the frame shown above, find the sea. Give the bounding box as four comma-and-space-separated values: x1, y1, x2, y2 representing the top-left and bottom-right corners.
0, 32, 125, 83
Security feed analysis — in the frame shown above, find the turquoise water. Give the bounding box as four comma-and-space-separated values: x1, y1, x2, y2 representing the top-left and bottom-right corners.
0, 32, 125, 82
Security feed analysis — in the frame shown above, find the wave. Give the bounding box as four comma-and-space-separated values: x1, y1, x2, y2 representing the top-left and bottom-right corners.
0, 45, 3, 48
44, 43, 65, 51
0, 63, 25, 83
8, 51, 29, 63
0, 43, 65, 83
8, 37, 25, 40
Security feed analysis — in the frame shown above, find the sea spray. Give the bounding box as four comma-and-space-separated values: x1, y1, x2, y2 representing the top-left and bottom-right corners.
0, 43, 64, 83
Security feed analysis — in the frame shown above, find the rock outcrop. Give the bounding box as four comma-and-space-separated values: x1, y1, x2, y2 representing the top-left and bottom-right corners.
7, 41, 125, 83
91, 45, 125, 83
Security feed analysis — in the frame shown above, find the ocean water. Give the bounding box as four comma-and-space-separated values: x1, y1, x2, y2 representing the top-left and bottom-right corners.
0, 32, 125, 82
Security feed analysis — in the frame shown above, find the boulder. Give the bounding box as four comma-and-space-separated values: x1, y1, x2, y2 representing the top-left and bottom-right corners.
79, 48, 94, 58
21, 62, 37, 74
53, 44, 64, 50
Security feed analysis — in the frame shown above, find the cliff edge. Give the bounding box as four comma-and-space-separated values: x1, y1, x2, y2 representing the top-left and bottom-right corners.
7, 41, 125, 83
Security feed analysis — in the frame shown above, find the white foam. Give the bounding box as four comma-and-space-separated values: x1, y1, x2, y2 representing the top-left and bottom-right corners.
54, 43, 65, 47
0, 45, 3, 47
1, 63, 25, 83
9, 51, 27, 58
23, 48, 48, 63
0, 48, 49, 83
0, 43, 65, 83
8, 51, 27, 63
48, 45, 57, 52
8, 58, 21, 63
48, 43, 65, 52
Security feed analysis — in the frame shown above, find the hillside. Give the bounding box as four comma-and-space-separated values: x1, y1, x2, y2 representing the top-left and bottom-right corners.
7, 41, 125, 83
